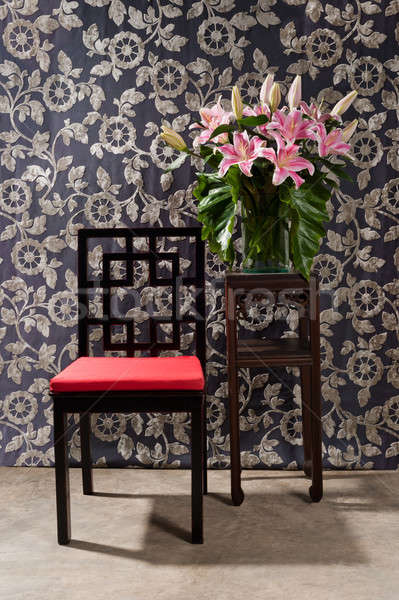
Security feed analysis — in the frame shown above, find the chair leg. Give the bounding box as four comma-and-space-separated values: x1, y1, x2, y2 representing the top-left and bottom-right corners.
300, 366, 312, 478
54, 404, 71, 545
202, 394, 208, 495
191, 405, 203, 544
80, 412, 93, 495
309, 365, 323, 502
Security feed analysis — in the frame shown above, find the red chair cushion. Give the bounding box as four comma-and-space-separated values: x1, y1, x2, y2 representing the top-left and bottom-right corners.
50, 356, 204, 393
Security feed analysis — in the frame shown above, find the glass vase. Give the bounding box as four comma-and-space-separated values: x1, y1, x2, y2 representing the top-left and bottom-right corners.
241, 183, 290, 274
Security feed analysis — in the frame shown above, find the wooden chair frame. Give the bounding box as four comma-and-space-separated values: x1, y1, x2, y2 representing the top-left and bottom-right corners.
52, 227, 207, 544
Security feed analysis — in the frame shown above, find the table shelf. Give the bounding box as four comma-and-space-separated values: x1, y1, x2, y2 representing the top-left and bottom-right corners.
236, 338, 312, 367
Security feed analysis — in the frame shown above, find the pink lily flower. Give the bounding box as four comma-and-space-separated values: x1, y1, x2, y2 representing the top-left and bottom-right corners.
218, 130, 267, 178
240, 103, 271, 135
255, 103, 271, 117
261, 133, 315, 189
267, 109, 317, 143
190, 97, 232, 146
242, 105, 257, 117
253, 103, 271, 135
299, 101, 336, 124
315, 124, 351, 157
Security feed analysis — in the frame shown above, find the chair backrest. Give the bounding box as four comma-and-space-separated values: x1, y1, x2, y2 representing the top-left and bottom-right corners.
77, 227, 206, 369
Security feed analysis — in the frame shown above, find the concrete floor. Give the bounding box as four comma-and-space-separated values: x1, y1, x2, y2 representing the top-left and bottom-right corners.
0, 468, 398, 600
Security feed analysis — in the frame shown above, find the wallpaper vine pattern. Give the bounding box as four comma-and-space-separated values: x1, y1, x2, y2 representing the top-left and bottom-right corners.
0, 0, 398, 470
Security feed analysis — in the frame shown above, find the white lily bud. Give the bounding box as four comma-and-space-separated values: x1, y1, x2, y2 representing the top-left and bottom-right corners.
231, 85, 243, 120
287, 75, 301, 111
331, 90, 358, 117
342, 119, 358, 142
160, 126, 187, 151
260, 73, 274, 105
269, 82, 281, 112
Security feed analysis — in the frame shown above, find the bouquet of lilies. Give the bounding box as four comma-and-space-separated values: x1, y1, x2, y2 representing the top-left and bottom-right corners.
161, 74, 357, 279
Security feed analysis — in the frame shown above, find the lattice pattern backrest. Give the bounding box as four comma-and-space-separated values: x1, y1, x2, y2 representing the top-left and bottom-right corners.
77, 227, 205, 366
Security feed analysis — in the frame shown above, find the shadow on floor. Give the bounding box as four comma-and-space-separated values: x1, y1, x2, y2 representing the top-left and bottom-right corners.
69, 488, 369, 565
242, 471, 397, 481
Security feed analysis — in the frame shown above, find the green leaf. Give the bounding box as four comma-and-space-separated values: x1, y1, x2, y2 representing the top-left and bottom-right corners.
324, 162, 353, 182
200, 145, 214, 159
200, 145, 222, 169
279, 184, 291, 204
225, 163, 241, 204
164, 152, 188, 172
316, 158, 353, 181
324, 177, 339, 189
285, 175, 331, 280
208, 124, 235, 141
237, 114, 268, 127
198, 188, 231, 210
193, 167, 240, 264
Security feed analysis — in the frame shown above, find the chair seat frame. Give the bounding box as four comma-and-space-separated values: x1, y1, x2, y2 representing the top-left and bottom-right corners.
52, 390, 206, 544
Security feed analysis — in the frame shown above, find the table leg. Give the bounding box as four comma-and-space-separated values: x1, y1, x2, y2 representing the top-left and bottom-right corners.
309, 364, 323, 502
300, 365, 312, 478
229, 368, 244, 506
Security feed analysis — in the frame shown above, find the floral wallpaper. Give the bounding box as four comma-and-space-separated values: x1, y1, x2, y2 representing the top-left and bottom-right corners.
0, 0, 398, 470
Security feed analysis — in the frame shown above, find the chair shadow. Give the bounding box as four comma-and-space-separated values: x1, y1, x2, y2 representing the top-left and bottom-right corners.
92, 492, 136, 499
69, 539, 142, 560
93, 490, 234, 506
69, 489, 372, 565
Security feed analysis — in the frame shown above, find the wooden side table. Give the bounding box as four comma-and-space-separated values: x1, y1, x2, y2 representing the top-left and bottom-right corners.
225, 272, 323, 505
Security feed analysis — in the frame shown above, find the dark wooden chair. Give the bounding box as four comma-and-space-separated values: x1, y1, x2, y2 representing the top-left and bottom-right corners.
225, 272, 322, 506
50, 227, 207, 544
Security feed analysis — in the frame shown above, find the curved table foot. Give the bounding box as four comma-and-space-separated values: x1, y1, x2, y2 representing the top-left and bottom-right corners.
309, 485, 323, 502
232, 487, 245, 506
